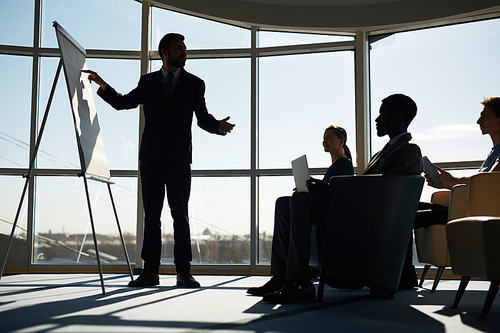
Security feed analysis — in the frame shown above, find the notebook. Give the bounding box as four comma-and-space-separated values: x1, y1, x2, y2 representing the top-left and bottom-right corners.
291, 155, 310, 192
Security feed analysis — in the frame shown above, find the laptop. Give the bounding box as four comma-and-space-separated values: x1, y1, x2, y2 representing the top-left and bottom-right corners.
291, 155, 310, 192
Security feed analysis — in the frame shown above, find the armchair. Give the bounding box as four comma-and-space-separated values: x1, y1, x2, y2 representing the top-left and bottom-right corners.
316, 174, 424, 301
446, 172, 500, 318
414, 184, 467, 292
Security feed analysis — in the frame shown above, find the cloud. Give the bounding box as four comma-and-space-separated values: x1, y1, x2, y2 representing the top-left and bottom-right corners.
413, 123, 479, 141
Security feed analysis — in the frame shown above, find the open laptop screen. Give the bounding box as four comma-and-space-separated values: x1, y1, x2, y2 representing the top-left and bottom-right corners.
291, 155, 310, 192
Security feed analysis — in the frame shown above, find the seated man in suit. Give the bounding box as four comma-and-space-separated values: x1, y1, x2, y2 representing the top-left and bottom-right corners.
311, 93, 423, 292
362, 93, 423, 290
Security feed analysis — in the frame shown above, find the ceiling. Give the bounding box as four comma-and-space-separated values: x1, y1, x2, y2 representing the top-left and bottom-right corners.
150, 0, 500, 35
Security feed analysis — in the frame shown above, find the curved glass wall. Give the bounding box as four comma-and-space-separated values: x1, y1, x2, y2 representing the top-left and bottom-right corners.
1, 0, 498, 269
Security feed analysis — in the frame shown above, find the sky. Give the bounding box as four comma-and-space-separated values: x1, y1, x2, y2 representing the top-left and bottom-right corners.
1, 0, 500, 240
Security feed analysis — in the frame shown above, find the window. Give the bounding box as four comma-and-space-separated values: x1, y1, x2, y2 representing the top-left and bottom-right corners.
259, 51, 356, 169
41, 0, 141, 50
0, 0, 34, 46
0, 176, 28, 239
182, 58, 251, 170
151, 6, 250, 50
33, 176, 137, 264
370, 19, 500, 164
159, 177, 251, 265
259, 31, 353, 47
36, 58, 140, 170
4, 0, 498, 271
0, 55, 32, 169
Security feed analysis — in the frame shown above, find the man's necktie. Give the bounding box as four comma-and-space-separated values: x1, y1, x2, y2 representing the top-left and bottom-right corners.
163, 72, 174, 100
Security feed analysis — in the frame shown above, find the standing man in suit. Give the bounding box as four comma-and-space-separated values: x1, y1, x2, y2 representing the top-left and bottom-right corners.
84, 33, 235, 288
364, 93, 423, 290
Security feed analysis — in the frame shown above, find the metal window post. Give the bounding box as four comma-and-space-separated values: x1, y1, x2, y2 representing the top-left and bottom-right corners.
250, 26, 259, 268
134, 0, 151, 273
355, 30, 371, 172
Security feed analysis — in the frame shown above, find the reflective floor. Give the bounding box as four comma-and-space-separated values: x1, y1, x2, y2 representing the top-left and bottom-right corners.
0, 274, 498, 332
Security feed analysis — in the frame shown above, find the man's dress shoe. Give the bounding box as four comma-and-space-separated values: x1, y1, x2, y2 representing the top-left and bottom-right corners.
246, 276, 285, 296
128, 271, 159, 287
263, 281, 316, 304
177, 273, 201, 288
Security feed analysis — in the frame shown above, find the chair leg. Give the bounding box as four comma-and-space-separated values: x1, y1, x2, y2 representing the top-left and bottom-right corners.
480, 280, 500, 319
317, 278, 325, 302
419, 264, 431, 288
431, 267, 445, 293
452, 276, 471, 308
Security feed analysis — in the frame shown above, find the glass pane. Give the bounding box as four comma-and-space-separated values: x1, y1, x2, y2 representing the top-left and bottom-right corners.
0, 55, 32, 168
259, 51, 356, 169
86, 58, 140, 170
0, 0, 34, 46
258, 176, 294, 264
159, 177, 250, 265
37, 57, 79, 169
150, 58, 251, 170
151, 6, 250, 50
37, 57, 140, 170
0, 176, 28, 239
370, 18, 500, 163
259, 31, 353, 47
41, 0, 141, 50
33, 176, 137, 264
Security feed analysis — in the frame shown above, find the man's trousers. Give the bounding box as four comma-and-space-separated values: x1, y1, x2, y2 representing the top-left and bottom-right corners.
139, 154, 192, 274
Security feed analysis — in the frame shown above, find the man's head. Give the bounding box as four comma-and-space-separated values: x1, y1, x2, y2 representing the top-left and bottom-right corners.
158, 33, 186, 70
375, 94, 417, 138
477, 97, 500, 135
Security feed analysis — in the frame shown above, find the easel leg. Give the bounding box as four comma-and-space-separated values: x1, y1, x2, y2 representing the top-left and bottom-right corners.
82, 176, 106, 295
107, 183, 134, 280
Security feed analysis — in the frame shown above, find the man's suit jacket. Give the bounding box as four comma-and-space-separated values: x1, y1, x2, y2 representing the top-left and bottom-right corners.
363, 133, 423, 175
98, 68, 221, 163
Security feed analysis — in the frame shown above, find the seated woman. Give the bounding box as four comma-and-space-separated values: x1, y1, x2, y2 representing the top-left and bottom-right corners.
247, 125, 354, 304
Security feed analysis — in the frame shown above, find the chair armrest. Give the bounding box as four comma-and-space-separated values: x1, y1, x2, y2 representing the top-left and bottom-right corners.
431, 190, 450, 206
448, 184, 468, 221
468, 172, 500, 216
